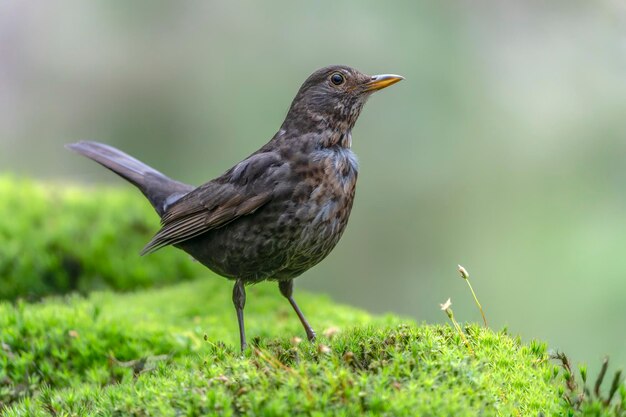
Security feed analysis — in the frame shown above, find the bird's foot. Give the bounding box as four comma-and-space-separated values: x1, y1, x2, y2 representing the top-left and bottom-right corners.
306, 328, 316, 342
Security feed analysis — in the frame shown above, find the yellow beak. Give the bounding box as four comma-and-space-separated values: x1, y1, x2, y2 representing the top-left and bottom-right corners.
364, 74, 405, 92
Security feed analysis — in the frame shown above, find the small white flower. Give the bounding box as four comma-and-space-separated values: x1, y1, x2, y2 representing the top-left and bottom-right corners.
458, 265, 469, 280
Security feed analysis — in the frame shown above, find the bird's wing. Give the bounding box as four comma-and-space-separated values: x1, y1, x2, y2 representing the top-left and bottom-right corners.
140, 151, 287, 255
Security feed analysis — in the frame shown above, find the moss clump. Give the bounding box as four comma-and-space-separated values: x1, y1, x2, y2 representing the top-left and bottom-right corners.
0, 175, 204, 300
1, 278, 575, 416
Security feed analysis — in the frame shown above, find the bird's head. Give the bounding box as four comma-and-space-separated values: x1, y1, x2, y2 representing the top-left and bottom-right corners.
281, 65, 403, 136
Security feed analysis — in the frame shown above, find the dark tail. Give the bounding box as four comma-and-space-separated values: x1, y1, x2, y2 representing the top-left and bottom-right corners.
66, 141, 194, 217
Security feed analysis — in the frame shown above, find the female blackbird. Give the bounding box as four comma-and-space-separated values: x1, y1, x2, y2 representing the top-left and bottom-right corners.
67, 65, 403, 351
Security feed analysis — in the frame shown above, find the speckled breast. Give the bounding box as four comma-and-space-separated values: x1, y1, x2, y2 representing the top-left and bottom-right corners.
178, 146, 358, 283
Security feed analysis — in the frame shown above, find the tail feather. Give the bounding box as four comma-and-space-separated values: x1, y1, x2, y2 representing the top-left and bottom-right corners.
66, 141, 194, 217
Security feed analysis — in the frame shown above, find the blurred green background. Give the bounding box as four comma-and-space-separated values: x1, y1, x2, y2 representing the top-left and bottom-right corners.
1, 1, 624, 369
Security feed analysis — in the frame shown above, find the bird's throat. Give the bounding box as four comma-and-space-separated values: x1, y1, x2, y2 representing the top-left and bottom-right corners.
313, 127, 352, 149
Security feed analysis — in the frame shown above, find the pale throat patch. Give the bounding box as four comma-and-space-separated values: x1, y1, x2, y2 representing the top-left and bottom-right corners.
345, 131, 352, 148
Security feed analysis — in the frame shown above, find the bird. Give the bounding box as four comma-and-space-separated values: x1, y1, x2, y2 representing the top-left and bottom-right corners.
67, 65, 403, 351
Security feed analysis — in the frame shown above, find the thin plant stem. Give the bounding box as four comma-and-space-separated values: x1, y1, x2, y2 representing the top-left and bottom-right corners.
465, 279, 487, 327
458, 265, 488, 328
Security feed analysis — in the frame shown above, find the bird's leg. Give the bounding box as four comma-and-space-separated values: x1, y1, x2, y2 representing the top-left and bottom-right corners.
279, 280, 316, 341
232, 279, 247, 351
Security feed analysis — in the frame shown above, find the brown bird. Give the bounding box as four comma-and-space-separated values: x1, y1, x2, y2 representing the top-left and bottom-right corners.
67, 65, 403, 351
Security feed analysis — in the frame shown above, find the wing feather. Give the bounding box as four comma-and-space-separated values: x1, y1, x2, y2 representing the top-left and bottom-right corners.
141, 190, 272, 255
140, 151, 285, 255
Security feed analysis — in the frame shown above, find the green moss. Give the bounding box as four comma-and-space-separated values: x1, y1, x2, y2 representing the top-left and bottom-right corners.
0, 175, 204, 300
0, 278, 582, 416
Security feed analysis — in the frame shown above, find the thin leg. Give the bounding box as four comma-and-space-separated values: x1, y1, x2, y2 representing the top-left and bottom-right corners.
232, 279, 247, 351
279, 280, 316, 341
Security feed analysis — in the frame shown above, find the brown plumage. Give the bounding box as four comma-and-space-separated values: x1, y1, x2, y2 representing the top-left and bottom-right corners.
67, 65, 403, 351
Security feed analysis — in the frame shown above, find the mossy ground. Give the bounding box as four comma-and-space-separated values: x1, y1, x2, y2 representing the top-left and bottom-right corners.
0, 175, 204, 300
0, 176, 624, 416
2, 278, 564, 416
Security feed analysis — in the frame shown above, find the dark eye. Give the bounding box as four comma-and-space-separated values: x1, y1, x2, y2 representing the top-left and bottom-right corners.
330, 72, 345, 85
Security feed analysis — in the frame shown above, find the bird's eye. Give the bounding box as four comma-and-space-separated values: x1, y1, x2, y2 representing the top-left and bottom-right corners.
330, 72, 345, 86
